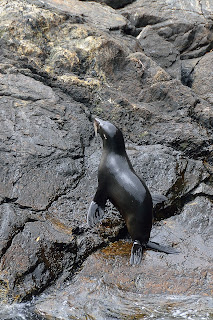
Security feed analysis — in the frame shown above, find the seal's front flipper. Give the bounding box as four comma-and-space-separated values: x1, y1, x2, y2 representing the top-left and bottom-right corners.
147, 241, 179, 254
87, 201, 105, 227
87, 188, 107, 227
130, 240, 144, 265
151, 194, 168, 205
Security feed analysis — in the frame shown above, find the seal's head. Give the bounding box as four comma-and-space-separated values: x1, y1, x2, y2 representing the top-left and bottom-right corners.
94, 118, 125, 153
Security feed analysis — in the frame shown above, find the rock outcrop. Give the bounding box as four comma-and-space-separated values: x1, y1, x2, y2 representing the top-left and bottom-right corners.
0, 0, 212, 312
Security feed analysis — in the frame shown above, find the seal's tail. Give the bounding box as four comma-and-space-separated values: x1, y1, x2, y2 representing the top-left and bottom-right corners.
130, 240, 179, 265
146, 241, 179, 254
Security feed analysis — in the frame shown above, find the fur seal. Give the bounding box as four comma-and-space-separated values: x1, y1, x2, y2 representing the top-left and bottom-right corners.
87, 118, 177, 265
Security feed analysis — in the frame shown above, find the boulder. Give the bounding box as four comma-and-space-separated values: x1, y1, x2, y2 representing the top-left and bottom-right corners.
41, 0, 128, 30
191, 51, 213, 103
35, 197, 213, 318
120, 0, 213, 27
79, 0, 135, 9
0, 0, 212, 308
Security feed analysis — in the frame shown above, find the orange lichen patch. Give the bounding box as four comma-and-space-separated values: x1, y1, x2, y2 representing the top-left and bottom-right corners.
0, 279, 10, 303
101, 240, 132, 257
78, 244, 213, 297
0, 278, 21, 304
46, 214, 73, 236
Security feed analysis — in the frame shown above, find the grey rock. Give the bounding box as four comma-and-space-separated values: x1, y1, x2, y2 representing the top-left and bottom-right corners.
192, 182, 213, 196
35, 197, 213, 318
0, 0, 212, 305
174, 196, 213, 240
128, 144, 209, 199
191, 51, 213, 103
137, 26, 181, 78
0, 72, 87, 211
0, 204, 30, 256
40, 0, 128, 30
120, 0, 213, 26
0, 220, 76, 301
121, 2, 213, 80
79, 0, 135, 9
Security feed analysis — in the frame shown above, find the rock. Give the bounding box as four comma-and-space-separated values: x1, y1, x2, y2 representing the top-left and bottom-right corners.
35, 198, 213, 318
128, 145, 210, 201
190, 98, 213, 133
137, 26, 181, 78
41, 0, 128, 30
180, 24, 213, 60
120, 0, 213, 27
191, 51, 213, 103
0, 74, 89, 300
192, 182, 213, 196
0, 204, 30, 256
184, 52, 213, 132
0, 72, 87, 210
79, 0, 135, 9
0, 0, 213, 307
121, 2, 213, 79
0, 220, 76, 302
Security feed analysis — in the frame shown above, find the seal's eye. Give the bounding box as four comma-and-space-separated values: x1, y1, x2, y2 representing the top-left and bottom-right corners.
103, 133, 107, 140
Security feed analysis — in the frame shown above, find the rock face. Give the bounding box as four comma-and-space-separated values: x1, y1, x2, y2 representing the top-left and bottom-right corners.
0, 0, 212, 311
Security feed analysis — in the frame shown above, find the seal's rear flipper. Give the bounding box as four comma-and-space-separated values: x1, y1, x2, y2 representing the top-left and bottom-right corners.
87, 201, 105, 227
146, 241, 179, 254
151, 194, 168, 205
130, 240, 144, 265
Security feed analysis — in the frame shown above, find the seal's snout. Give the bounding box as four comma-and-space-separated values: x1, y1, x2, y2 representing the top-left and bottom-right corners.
94, 118, 102, 126
94, 118, 101, 137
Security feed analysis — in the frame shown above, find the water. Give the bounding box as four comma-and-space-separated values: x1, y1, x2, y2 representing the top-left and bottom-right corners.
0, 301, 44, 320
0, 292, 213, 320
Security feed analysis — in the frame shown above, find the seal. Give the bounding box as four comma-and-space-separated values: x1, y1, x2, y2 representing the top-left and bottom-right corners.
87, 118, 177, 265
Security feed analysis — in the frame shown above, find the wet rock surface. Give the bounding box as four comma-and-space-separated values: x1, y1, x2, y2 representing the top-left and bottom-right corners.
0, 0, 213, 317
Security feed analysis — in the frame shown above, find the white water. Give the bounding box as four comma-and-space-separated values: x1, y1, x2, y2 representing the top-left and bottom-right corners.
0, 301, 43, 320
0, 293, 213, 320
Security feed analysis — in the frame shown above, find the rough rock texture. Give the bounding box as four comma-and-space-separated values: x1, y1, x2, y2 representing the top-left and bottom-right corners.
36, 198, 213, 317
0, 0, 212, 311
79, 0, 135, 9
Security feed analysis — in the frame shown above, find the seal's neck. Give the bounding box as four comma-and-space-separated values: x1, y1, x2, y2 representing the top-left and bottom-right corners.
102, 136, 126, 155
